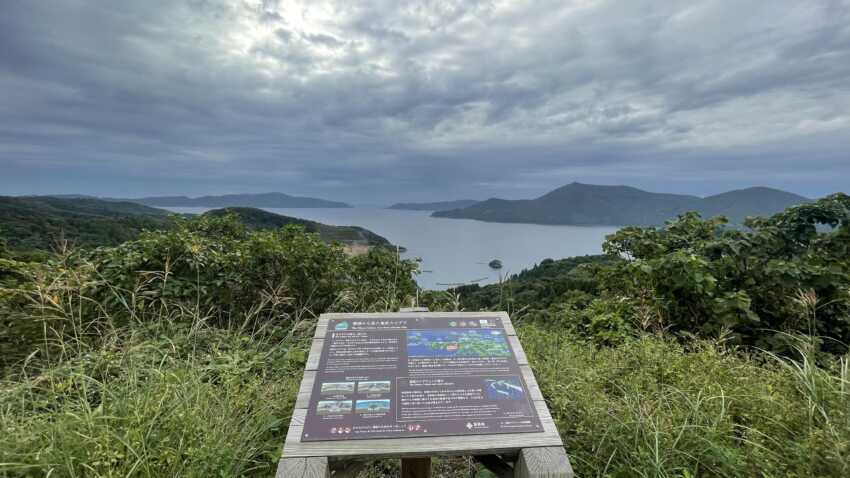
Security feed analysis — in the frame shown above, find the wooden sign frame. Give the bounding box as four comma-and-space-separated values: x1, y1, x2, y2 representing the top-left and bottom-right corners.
277, 312, 573, 478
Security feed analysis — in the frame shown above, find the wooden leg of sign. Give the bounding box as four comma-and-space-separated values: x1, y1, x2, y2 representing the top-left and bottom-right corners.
401, 457, 431, 478
514, 447, 574, 478
276, 457, 329, 478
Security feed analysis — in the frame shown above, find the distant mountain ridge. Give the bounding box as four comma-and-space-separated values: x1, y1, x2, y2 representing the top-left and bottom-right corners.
120, 192, 350, 208
388, 200, 480, 211
432, 183, 811, 226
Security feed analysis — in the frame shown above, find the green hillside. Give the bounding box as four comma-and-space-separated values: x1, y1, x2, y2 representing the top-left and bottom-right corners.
124, 192, 351, 208
0, 198, 389, 255
699, 186, 811, 220
202, 207, 390, 247
0, 196, 172, 252
433, 183, 810, 226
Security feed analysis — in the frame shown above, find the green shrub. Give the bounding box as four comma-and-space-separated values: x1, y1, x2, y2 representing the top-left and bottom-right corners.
604, 194, 850, 351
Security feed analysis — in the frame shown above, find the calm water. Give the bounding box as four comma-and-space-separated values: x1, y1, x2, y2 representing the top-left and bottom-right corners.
167, 207, 619, 290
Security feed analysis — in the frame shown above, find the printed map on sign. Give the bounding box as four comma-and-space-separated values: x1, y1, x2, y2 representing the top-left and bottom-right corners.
301, 316, 542, 441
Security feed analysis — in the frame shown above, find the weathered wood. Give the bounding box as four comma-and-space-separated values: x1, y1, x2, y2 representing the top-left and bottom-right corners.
319, 312, 515, 336
276, 457, 329, 478
305, 338, 324, 371
401, 457, 432, 478
474, 454, 514, 477
507, 335, 529, 365
400, 307, 430, 313
514, 447, 574, 478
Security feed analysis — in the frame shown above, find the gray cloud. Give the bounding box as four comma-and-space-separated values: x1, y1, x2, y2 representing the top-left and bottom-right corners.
1, 0, 849, 202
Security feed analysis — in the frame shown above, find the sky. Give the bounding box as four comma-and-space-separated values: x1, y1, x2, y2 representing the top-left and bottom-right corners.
1, 0, 849, 204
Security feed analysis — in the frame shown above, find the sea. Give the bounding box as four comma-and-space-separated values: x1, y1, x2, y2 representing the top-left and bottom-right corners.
165, 207, 619, 290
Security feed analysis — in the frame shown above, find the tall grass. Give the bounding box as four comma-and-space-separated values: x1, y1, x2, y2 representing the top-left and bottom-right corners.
522, 326, 850, 477
0, 260, 309, 477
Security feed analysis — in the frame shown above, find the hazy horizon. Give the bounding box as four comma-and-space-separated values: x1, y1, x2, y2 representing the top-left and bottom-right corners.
2, 1, 849, 202
2, 182, 824, 207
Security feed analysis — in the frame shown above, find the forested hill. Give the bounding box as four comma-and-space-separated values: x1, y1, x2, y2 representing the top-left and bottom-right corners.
0, 196, 172, 251
432, 183, 810, 226
122, 192, 351, 208
202, 207, 390, 246
0, 197, 388, 253
388, 199, 480, 211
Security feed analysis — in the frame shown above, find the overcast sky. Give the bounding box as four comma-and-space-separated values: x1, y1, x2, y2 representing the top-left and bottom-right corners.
1, 0, 848, 203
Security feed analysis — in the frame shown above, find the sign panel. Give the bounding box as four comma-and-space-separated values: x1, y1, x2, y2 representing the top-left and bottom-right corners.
301, 316, 542, 441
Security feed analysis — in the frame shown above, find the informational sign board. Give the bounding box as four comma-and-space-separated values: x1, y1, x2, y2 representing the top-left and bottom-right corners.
301, 315, 542, 442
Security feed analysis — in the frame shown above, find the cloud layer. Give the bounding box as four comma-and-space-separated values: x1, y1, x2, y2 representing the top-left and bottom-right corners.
1, 0, 849, 201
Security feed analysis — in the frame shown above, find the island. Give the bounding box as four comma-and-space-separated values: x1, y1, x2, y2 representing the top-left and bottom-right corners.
432, 183, 810, 226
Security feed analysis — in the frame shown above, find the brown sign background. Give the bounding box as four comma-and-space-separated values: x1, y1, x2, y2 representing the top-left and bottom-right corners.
301, 316, 542, 442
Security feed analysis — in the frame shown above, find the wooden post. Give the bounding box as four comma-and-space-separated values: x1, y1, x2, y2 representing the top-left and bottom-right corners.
514, 447, 574, 478
276, 457, 329, 478
401, 457, 431, 478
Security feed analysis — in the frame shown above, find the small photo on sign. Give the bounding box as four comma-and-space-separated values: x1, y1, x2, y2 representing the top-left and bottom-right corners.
357, 380, 391, 394
356, 399, 390, 413
484, 378, 525, 400
321, 382, 354, 394
316, 400, 353, 415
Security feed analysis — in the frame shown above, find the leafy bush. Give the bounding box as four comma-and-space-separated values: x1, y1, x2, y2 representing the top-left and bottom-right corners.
0, 213, 418, 369
604, 194, 850, 351
459, 195, 850, 352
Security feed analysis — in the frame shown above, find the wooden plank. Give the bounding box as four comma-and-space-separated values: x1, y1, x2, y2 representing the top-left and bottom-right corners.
319, 312, 517, 336
514, 447, 574, 478
508, 335, 528, 365
499, 312, 517, 336
275, 457, 329, 478
520, 365, 543, 402
294, 371, 315, 409
283, 399, 561, 459
322, 312, 510, 319
305, 338, 324, 371
401, 457, 432, 478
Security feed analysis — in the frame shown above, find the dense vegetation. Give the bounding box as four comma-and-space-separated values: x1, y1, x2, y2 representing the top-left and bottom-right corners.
0, 197, 390, 257
450, 194, 850, 353
1, 195, 849, 477
203, 207, 391, 247
433, 183, 809, 226
0, 196, 171, 252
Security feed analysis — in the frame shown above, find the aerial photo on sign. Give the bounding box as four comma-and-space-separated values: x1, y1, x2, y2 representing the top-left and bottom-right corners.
301, 316, 542, 441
